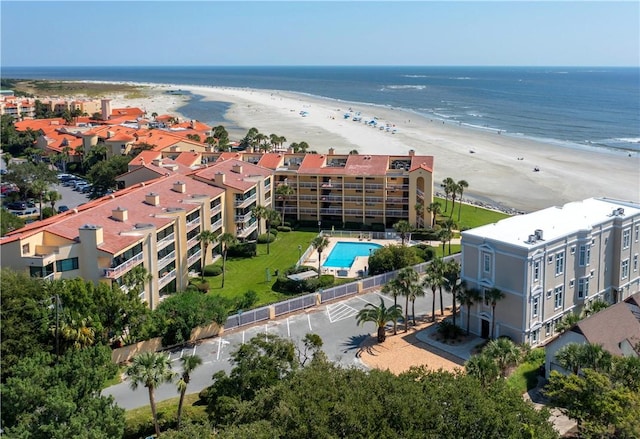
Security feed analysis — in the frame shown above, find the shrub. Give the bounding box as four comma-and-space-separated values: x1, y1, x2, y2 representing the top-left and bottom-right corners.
437, 320, 464, 339
197, 282, 209, 293
203, 264, 222, 277
269, 228, 278, 236
257, 233, 276, 244
277, 226, 292, 232
411, 228, 442, 241
227, 242, 256, 258
413, 243, 435, 262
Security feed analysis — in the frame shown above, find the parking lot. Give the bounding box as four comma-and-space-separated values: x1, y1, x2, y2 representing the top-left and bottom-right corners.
105, 289, 451, 410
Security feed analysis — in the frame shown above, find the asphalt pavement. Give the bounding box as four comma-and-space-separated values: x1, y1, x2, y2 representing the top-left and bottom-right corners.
103, 288, 453, 410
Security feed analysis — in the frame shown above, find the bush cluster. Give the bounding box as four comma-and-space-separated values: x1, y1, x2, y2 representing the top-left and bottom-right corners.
272, 266, 335, 295
437, 320, 464, 339
227, 242, 256, 258
276, 226, 292, 232
203, 264, 222, 277
257, 233, 276, 244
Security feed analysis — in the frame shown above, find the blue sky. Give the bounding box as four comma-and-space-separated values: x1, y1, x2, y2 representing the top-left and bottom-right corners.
1, 1, 638, 67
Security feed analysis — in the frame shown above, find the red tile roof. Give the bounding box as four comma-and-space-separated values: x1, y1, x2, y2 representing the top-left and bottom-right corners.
193, 159, 271, 192
298, 154, 390, 176
4, 174, 224, 255
14, 118, 67, 131
409, 156, 434, 173
174, 151, 202, 167
257, 153, 285, 170
128, 151, 163, 167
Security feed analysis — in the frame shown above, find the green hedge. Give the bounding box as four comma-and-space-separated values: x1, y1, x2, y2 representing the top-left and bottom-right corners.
272, 271, 335, 295
227, 242, 257, 258
257, 233, 276, 244
276, 226, 292, 232
204, 265, 222, 276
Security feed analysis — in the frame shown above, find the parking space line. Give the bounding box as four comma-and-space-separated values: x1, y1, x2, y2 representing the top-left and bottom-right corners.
327, 302, 358, 323
287, 317, 291, 338
307, 313, 312, 331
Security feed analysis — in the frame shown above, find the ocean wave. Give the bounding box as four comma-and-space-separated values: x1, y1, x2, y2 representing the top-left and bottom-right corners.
612, 137, 640, 144
382, 85, 427, 91
401, 75, 428, 78
450, 77, 472, 80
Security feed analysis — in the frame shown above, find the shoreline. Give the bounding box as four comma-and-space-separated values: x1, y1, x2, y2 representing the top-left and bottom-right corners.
105, 81, 640, 213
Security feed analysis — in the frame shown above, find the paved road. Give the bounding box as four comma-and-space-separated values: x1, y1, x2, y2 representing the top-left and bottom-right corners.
104, 287, 453, 410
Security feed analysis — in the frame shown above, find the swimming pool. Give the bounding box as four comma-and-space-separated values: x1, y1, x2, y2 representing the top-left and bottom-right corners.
323, 242, 382, 268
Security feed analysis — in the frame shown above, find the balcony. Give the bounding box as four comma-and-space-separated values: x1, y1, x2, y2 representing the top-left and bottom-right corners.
210, 203, 222, 216
234, 193, 257, 208
343, 182, 363, 189
211, 218, 223, 232
187, 236, 200, 249
297, 182, 316, 188
104, 252, 143, 279
157, 250, 176, 270
365, 183, 384, 190
186, 217, 201, 231
187, 249, 202, 266
264, 196, 272, 207
237, 220, 258, 238
158, 269, 177, 289
43, 272, 56, 281
157, 233, 175, 251
235, 211, 253, 223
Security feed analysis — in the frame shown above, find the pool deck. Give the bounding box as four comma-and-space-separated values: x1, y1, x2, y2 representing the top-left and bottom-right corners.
304, 236, 397, 278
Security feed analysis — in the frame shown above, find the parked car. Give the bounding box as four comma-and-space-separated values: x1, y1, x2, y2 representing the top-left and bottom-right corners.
6, 201, 27, 211
58, 205, 70, 213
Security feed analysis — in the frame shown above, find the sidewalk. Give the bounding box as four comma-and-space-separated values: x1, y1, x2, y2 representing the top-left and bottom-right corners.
414, 320, 482, 362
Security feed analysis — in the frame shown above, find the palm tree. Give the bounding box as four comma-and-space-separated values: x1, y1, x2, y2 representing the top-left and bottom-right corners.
423, 258, 446, 322
580, 343, 613, 373
122, 265, 152, 296
456, 180, 469, 221
555, 311, 582, 333
381, 281, 402, 335
449, 181, 461, 219
438, 228, 453, 256
311, 235, 330, 278
45, 190, 62, 212
484, 338, 521, 377
485, 287, 506, 339
427, 201, 442, 228
465, 354, 499, 387
457, 286, 481, 335
264, 208, 280, 255
409, 280, 425, 326
218, 232, 237, 288
126, 352, 175, 438
60, 316, 96, 350
197, 230, 217, 281
356, 298, 403, 343
275, 184, 295, 224
555, 343, 584, 375
251, 204, 267, 236
393, 220, 412, 246
176, 354, 203, 429
393, 267, 420, 332
31, 179, 48, 221
442, 177, 455, 212
443, 260, 462, 329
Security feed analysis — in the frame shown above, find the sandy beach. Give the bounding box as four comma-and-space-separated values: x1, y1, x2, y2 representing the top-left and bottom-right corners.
109, 83, 640, 213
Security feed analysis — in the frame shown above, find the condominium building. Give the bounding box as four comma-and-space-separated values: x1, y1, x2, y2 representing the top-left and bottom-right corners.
460, 198, 640, 345
0, 174, 225, 308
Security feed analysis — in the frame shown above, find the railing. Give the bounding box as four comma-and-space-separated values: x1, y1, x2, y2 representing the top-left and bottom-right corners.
157, 251, 176, 270
274, 294, 317, 317
158, 269, 177, 289
234, 193, 257, 207
104, 252, 144, 279
224, 307, 271, 331
297, 182, 317, 188
210, 204, 222, 216
235, 211, 253, 223
186, 217, 201, 231
156, 233, 175, 251
387, 184, 409, 191
365, 183, 384, 190
210, 218, 223, 231
264, 196, 272, 206
343, 182, 364, 189
237, 221, 258, 238
416, 188, 424, 199
187, 236, 200, 249
43, 272, 55, 281
187, 249, 202, 266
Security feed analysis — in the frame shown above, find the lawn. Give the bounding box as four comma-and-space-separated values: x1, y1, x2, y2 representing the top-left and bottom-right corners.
506, 348, 546, 394
435, 197, 511, 230
124, 393, 206, 439
205, 230, 318, 306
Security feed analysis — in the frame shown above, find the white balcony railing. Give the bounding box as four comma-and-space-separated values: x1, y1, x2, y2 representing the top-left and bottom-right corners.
234, 193, 257, 208
187, 236, 200, 249
237, 221, 258, 238
43, 272, 55, 281
211, 218, 223, 231
210, 204, 222, 215
186, 217, 201, 231
187, 249, 202, 266
235, 211, 253, 223
104, 252, 144, 279
157, 233, 175, 251
157, 250, 176, 270
158, 269, 177, 289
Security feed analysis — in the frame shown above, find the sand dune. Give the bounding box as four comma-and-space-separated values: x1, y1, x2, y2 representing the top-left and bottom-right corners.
109, 83, 640, 213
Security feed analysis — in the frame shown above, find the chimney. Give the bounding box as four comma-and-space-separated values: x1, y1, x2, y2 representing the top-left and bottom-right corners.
145, 192, 160, 206
111, 206, 128, 222
328, 147, 335, 155
79, 224, 104, 245
232, 163, 243, 174
100, 98, 111, 121
214, 171, 226, 185
106, 130, 114, 139
408, 149, 415, 156
534, 229, 544, 240
152, 158, 162, 167
190, 120, 195, 128
172, 181, 186, 193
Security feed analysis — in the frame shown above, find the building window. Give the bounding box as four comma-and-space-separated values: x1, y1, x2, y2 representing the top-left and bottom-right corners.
555, 252, 564, 276
579, 245, 591, 266
545, 322, 552, 336
570, 246, 575, 255
56, 257, 79, 272
621, 259, 629, 280
623, 229, 631, 249
578, 277, 589, 299
533, 260, 540, 281
483, 288, 490, 306
634, 254, 638, 272
532, 296, 539, 318
531, 329, 539, 345
156, 225, 174, 241
482, 252, 492, 275
548, 255, 553, 264
22, 243, 30, 254
635, 224, 639, 242
554, 286, 564, 309
569, 279, 575, 288
546, 289, 552, 299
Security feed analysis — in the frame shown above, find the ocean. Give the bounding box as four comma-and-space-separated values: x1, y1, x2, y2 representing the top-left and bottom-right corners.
2, 66, 638, 153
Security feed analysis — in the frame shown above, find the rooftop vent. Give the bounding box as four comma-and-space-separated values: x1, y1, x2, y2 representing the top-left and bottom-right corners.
111, 206, 128, 222
172, 181, 186, 193
231, 163, 243, 174
145, 192, 160, 206
152, 158, 162, 167
534, 229, 544, 240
